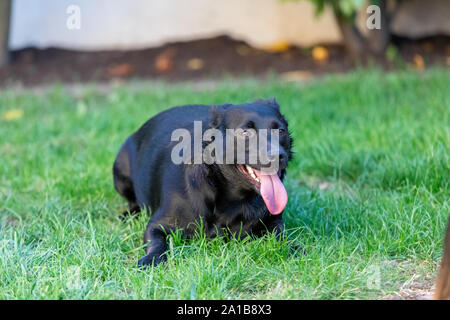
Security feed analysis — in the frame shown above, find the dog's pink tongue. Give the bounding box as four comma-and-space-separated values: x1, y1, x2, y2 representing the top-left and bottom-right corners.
258, 171, 288, 215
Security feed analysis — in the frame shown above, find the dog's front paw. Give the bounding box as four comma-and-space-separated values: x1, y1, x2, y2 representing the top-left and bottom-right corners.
137, 253, 167, 269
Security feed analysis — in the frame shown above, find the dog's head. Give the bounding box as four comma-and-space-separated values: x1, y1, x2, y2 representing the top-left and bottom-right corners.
209, 98, 293, 215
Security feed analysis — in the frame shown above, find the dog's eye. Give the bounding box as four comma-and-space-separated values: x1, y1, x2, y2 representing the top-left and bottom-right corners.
240, 129, 255, 138
279, 128, 286, 136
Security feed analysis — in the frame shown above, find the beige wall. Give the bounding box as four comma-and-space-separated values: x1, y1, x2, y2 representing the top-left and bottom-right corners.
9, 0, 450, 51
9, 0, 341, 50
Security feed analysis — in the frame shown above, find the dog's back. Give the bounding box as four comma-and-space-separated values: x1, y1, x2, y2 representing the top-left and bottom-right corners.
114, 104, 212, 213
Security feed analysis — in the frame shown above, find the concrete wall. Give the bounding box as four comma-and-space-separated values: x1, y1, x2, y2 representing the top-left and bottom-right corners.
9, 0, 341, 50
9, 0, 450, 51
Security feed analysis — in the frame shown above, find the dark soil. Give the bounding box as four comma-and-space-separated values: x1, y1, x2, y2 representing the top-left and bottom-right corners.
0, 35, 448, 87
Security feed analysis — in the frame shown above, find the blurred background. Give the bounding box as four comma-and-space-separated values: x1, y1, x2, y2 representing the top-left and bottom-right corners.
0, 0, 449, 86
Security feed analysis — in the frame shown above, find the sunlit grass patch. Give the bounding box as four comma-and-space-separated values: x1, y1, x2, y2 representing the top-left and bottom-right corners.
0, 68, 449, 299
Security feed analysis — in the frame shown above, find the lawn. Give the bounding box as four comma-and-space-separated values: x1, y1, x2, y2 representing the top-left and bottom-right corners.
0, 69, 449, 299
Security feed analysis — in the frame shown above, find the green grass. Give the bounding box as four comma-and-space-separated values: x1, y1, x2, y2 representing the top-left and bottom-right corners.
0, 69, 449, 299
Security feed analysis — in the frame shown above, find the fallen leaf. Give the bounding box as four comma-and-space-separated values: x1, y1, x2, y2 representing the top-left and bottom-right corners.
312, 46, 329, 63
186, 58, 204, 71
107, 63, 134, 77
413, 54, 425, 71
155, 49, 176, 73
280, 70, 312, 82
265, 41, 290, 53
2, 109, 24, 121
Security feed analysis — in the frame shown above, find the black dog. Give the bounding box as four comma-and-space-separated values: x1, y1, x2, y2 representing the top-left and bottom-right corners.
113, 98, 293, 267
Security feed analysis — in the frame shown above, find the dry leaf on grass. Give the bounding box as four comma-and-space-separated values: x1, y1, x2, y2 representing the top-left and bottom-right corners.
280, 70, 312, 82
413, 54, 425, 71
265, 41, 290, 53
155, 49, 176, 73
107, 63, 134, 77
2, 109, 24, 121
186, 58, 205, 71
312, 46, 329, 63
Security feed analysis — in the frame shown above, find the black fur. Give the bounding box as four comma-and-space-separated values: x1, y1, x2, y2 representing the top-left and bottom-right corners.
113, 98, 293, 267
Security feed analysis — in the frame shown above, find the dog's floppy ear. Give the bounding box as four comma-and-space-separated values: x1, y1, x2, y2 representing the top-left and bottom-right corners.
253, 98, 280, 111
209, 104, 225, 128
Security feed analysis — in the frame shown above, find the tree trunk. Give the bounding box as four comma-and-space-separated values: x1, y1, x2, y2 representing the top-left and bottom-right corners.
0, 0, 12, 67
366, 0, 391, 56
434, 217, 450, 300
334, 12, 369, 61
333, 1, 398, 61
